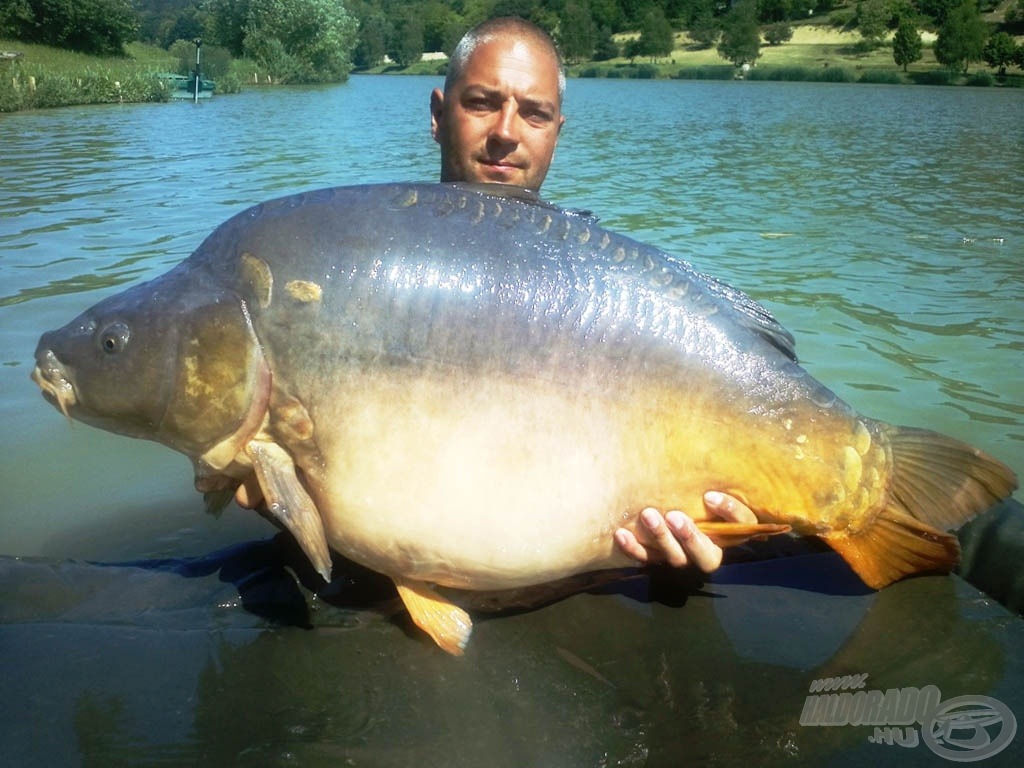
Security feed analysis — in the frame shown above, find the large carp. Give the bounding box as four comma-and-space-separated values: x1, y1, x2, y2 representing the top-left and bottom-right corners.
33, 183, 1017, 654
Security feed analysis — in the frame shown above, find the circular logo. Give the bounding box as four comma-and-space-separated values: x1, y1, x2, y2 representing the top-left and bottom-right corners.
921, 695, 1017, 763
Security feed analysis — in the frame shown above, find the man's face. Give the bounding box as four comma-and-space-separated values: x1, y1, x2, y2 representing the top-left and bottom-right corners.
431, 36, 565, 191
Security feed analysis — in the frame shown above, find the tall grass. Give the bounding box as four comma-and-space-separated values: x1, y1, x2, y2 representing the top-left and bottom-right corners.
0, 39, 241, 112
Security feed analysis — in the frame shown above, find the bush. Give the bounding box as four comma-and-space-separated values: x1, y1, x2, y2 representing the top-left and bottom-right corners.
746, 65, 856, 82
634, 64, 659, 78
819, 66, 856, 82
764, 23, 794, 46
966, 71, 994, 86
858, 69, 903, 84
914, 69, 955, 85
0, 60, 170, 111
747, 65, 813, 81
672, 66, 735, 80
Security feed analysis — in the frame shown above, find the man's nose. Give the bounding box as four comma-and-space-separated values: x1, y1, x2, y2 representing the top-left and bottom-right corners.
491, 100, 519, 144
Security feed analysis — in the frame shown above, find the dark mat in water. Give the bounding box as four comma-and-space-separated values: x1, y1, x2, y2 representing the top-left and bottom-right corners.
1, 530, 1021, 768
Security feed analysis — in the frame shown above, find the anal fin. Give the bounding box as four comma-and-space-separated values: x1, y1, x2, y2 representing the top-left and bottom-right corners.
697, 521, 791, 547
245, 440, 333, 582
823, 508, 960, 590
394, 577, 473, 656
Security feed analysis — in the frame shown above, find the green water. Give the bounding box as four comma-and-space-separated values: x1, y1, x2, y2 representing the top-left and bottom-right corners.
1, 78, 1022, 766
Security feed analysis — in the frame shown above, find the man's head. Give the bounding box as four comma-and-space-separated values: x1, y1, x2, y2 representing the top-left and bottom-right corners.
431, 17, 565, 191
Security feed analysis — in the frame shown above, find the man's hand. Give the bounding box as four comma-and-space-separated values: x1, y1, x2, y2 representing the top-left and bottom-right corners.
614, 492, 758, 573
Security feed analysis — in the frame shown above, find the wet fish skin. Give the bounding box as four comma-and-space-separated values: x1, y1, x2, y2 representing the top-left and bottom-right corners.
33, 183, 1018, 654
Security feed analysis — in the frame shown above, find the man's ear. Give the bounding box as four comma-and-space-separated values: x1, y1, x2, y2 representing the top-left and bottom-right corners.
430, 88, 445, 143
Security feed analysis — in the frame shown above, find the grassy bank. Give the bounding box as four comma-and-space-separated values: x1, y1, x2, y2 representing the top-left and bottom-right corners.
0, 40, 181, 111
569, 24, 1022, 86
369, 21, 1022, 88
0, 40, 254, 112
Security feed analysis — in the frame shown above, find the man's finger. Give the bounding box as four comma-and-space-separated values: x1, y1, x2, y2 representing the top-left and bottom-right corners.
614, 528, 653, 564
667, 510, 723, 573
703, 491, 757, 524
641, 507, 690, 568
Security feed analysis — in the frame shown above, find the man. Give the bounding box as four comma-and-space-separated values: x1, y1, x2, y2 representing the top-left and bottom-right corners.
430, 17, 758, 573
430, 16, 564, 191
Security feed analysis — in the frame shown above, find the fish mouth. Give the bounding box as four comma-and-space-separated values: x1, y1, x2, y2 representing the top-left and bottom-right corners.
32, 349, 77, 420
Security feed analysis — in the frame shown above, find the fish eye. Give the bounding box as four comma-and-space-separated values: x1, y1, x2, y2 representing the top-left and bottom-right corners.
98, 322, 130, 355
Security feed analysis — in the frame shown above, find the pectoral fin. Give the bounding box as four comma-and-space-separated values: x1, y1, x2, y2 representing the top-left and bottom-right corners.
245, 440, 332, 582
696, 521, 792, 547
394, 577, 473, 656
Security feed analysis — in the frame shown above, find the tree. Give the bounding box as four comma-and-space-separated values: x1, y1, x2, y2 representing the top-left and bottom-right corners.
242, 0, 357, 82
209, 0, 255, 57
352, 7, 390, 68
2, 0, 137, 55
388, 10, 424, 68
159, 6, 214, 49
687, 10, 720, 49
718, 0, 761, 67
1007, 0, 1024, 26
593, 26, 620, 60
856, 0, 893, 46
892, 18, 922, 71
916, 0, 960, 24
933, 0, 987, 73
559, 0, 598, 63
637, 5, 675, 60
764, 22, 793, 46
982, 31, 1018, 76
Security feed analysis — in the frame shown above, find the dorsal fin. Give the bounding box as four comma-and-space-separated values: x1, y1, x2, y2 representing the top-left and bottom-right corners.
699, 272, 798, 362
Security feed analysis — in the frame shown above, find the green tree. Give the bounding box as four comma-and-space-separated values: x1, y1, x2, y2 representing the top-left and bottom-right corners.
590, 0, 626, 32
2, 0, 137, 55
352, 8, 390, 67
1007, 0, 1024, 25
420, 1, 463, 53
243, 0, 357, 82
933, 0, 987, 73
209, 0, 254, 57
982, 31, 1017, 76
856, 0, 892, 46
388, 10, 424, 67
637, 5, 675, 60
718, 0, 761, 67
687, 9, 720, 49
593, 26, 620, 60
764, 22, 793, 45
916, 0, 959, 24
159, 6, 214, 49
892, 18, 922, 71
559, 0, 598, 62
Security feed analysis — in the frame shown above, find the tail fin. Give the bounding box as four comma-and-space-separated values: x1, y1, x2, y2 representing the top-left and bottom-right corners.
824, 425, 1017, 590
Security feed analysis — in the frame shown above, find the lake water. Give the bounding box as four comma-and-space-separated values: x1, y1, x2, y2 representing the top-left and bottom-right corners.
1, 77, 1022, 766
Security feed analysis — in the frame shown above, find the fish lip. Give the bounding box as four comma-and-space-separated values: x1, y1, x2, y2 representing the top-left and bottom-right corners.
31, 349, 77, 420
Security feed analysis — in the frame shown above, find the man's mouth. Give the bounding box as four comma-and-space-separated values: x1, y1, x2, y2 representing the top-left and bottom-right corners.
479, 158, 522, 174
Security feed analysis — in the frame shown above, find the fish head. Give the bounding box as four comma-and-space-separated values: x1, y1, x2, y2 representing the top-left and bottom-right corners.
33, 264, 268, 460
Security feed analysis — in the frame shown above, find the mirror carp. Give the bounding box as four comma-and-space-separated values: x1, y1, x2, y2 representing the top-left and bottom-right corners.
33, 183, 1017, 654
